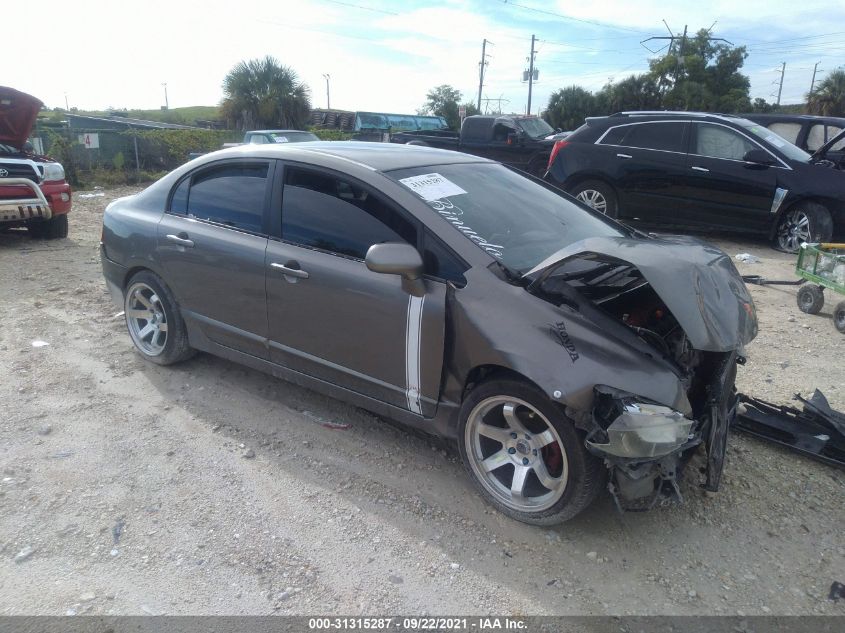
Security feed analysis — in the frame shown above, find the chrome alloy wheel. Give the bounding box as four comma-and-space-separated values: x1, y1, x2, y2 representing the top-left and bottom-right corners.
464, 396, 569, 512
777, 209, 811, 252
575, 189, 607, 214
125, 282, 169, 356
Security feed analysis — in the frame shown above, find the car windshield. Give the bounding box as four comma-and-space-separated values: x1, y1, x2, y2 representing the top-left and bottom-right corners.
735, 119, 811, 162
388, 163, 624, 273
517, 117, 555, 138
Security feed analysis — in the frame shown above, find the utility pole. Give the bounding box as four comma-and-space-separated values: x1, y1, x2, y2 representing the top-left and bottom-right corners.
776, 62, 786, 106
161, 83, 169, 109
322, 74, 331, 109
477, 39, 492, 112
677, 25, 688, 80
809, 62, 821, 97
64, 93, 69, 111
527, 34, 536, 115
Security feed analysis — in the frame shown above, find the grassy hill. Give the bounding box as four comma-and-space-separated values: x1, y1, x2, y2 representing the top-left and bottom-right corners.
40, 105, 223, 126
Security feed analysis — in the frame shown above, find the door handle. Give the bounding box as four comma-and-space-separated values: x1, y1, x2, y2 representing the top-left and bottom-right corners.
270, 262, 309, 279
166, 233, 194, 247
616, 153, 632, 159
691, 166, 710, 172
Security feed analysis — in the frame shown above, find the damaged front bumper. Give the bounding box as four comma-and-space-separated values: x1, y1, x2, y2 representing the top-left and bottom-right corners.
586, 352, 740, 511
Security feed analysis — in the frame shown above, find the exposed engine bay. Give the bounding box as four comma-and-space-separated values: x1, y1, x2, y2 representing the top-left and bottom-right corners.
529, 251, 741, 510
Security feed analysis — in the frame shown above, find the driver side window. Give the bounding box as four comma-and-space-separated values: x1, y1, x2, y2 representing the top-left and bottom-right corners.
695, 124, 757, 161
281, 167, 417, 260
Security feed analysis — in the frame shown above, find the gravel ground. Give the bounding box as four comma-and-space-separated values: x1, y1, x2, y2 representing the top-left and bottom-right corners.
0, 185, 843, 616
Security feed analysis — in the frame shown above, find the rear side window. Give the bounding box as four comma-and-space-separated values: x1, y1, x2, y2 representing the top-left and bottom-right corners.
281, 167, 417, 259
170, 178, 189, 215
185, 163, 269, 232
695, 124, 756, 161
617, 122, 686, 152
598, 126, 628, 146
462, 118, 493, 142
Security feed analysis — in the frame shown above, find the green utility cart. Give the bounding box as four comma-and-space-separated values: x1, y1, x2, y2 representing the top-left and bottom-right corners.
795, 243, 845, 333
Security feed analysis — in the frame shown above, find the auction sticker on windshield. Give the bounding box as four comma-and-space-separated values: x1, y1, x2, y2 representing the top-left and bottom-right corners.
399, 173, 467, 202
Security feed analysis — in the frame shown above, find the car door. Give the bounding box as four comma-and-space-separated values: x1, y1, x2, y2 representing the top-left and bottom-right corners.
596, 121, 690, 225
683, 122, 780, 232
156, 159, 273, 359
264, 164, 447, 417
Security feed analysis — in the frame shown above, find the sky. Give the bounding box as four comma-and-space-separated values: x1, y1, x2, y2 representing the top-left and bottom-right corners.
8, 0, 845, 116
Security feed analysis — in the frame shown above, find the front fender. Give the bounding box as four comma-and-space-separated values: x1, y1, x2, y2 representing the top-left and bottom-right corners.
448, 269, 690, 417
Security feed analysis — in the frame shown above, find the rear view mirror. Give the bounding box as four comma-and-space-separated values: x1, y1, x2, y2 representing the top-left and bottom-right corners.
365, 242, 425, 296
743, 148, 775, 166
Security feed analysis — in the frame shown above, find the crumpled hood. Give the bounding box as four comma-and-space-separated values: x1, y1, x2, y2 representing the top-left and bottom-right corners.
0, 87, 43, 149
526, 235, 758, 352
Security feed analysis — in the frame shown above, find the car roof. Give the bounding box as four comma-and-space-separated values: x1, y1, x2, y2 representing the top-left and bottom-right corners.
213, 141, 493, 172
742, 113, 845, 124
248, 129, 317, 134
586, 111, 749, 126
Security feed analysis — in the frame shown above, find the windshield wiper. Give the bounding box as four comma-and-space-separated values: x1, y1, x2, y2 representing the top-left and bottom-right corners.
493, 260, 525, 284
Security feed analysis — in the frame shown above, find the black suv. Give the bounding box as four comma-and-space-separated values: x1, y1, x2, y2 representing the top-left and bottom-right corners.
545, 111, 845, 251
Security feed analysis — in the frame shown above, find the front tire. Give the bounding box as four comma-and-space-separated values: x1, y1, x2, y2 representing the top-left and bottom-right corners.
569, 180, 618, 218
458, 378, 605, 525
796, 285, 824, 314
123, 271, 194, 365
775, 202, 832, 253
28, 214, 68, 239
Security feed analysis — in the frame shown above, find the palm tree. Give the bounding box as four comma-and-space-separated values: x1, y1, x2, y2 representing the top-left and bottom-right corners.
221, 56, 311, 130
807, 70, 845, 117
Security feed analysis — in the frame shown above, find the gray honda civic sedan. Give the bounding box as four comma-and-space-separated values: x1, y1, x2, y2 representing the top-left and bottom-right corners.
100, 142, 757, 524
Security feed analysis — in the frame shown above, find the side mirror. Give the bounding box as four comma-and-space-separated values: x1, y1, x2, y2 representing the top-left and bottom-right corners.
743, 148, 775, 166
507, 131, 521, 145
365, 243, 425, 296
555, 128, 562, 133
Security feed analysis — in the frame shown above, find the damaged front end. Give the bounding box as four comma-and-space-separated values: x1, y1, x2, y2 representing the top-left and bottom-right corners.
526, 235, 755, 511
588, 351, 738, 512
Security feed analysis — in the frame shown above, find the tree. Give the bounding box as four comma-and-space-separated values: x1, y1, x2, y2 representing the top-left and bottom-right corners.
220, 56, 311, 130
597, 75, 661, 113
751, 97, 776, 113
545, 86, 596, 131
421, 85, 477, 129
808, 70, 845, 117
649, 29, 750, 112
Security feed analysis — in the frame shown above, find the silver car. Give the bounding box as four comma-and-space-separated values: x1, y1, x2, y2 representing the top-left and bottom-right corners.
100, 142, 757, 524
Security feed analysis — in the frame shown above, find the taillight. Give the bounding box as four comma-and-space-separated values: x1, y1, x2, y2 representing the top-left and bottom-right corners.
547, 140, 568, 172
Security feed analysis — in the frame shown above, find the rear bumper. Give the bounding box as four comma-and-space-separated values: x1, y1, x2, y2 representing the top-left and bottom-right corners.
100, 244, 127, 307
0, 178, 71, 223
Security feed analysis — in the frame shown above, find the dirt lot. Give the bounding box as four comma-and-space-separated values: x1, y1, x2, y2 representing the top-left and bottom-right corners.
1, 186, 843, 616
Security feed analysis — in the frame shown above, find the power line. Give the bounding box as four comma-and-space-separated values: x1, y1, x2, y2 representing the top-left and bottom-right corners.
320, 0, 399, 15
498, 0, 650, 35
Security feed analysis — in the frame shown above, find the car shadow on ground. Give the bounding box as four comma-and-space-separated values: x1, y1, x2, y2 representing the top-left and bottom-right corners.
134, 347, 735, 561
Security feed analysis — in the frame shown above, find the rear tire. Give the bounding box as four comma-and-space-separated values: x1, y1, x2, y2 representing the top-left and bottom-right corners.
458, 378, 605, 525
833, 300, 845, 334
123, 271, 194, 366
28, 214, 68, 239
796, 285, 824, 314
569, 180, 618, 218
775, 202, 832, 253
